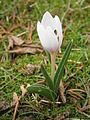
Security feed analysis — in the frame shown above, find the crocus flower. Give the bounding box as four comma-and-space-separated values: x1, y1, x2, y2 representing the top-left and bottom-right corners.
37, 11, 63, 53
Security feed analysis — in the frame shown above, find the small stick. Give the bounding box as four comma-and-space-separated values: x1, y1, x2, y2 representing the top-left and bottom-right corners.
12, 96, 21, 120
40, 99, 61, 105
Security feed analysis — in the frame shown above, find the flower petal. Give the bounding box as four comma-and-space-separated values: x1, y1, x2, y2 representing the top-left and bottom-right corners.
54, 15, 63, 48
41, 11, 55, 30
37, 21, 47, 49
45, 27, 59, 52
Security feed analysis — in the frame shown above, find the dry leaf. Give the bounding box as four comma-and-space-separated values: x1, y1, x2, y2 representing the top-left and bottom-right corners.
20, 85, 27, 97
8, 35, 24, 49
8, 37, 14, 49
11, 92, 19, 106
68, 89, 84, 99
78, 105, 90, 112
59, 80, 66, 103
28, 23, 34, 43
20, 84, 30, 97
76, 104, 90, 118
22, 43, 42, 48
9, 45, 43, 54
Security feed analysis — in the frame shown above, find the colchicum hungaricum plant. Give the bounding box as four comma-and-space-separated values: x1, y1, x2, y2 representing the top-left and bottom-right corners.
27, 11, 73, 102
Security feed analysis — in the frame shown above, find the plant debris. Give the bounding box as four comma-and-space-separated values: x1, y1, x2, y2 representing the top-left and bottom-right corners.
0, 101, 9, 110
54, 111, 70, 120
8, 35, 24, 49
9, 43, 43, 55
59, 80, 66, 103
12, 84, 30, 120
25, 64, 40, 75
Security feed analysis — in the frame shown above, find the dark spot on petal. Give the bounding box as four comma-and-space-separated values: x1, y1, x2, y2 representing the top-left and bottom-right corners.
54, 29, 57, 35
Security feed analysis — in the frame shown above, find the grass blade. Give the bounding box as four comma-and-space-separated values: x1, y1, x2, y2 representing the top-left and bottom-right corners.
27, 84, 57, 101
54, 41, 73, 92
41, 65, 54, 91
45, 51, 51, 63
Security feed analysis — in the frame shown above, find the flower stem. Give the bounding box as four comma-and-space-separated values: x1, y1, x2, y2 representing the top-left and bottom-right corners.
50, 52, 56, 80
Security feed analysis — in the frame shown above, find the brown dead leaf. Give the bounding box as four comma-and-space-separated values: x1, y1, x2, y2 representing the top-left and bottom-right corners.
9, 44, 43, 54
68, 89, 84, 99
77, 105, 90, 112
10, 24, 21, 32
76, 103, 90, 118
22, 43, 42, 48
8, 37, 14, 49
59, 80, 66, 103
27, 23, 34, 43
20, 84, 30, 97
8, 35, 24, 49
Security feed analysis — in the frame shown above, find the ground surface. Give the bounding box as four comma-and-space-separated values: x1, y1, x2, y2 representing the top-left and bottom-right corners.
0, 0, 90, 119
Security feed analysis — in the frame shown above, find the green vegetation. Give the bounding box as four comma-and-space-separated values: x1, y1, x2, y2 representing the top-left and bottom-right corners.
0, 0, 90, 119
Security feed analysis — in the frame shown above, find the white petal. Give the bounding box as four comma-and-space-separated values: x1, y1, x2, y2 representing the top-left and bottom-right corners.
54, 15, 63, 48
45, 27, 59, 52
37, 21, 47, 49
41, 11, 55, 30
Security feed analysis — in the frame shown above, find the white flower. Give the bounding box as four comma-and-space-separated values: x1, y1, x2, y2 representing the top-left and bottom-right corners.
37, 11, 63, 53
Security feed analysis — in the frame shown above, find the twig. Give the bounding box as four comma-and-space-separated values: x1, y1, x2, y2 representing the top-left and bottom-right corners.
68, 89, 85, 93
80, 105, 90, 112
12, 97, 20, 120
17, 31, 28, 37
40, 99, 61, 105
77, 109, 90, 118
68, 90, 84, 99
12, 84, 30, 120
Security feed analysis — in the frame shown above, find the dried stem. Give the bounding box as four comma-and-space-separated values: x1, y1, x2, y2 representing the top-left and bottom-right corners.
59, 80, 66, 103
12, 96, 21, 120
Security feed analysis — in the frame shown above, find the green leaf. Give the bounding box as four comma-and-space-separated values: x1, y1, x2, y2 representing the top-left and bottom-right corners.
41, 65, 54, 91
27, 84, 56, 101
54, 41, 73, 92
45, 51, 51, 63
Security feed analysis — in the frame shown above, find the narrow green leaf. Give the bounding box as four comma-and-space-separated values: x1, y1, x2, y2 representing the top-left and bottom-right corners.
54, 41, 73, 92
45, 51, 51, 63
27, 84, 56, 101
41, 65, 54, 91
